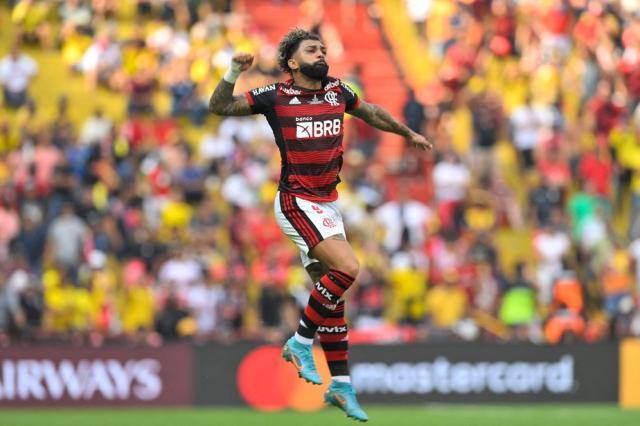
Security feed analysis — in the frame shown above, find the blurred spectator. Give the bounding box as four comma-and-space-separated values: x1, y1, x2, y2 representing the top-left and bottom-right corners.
387, 251, 427, 325
404, 0, 431, 38
529, 175, 564, 227
0, 198, 20, 262
14, 208, 47, 271
537, 146, 571, 192
18, 278, 44, 341
403, 89, 426, 134
59, 0, 94, 37
425, 271, 468, 336
544, 306, 586, 344
78, 29, 121, 89
509, 96, 555, 170
577, 144, 614, 200
79, 107, 113, 146
0, 42, 38, 109
612, 125, 640, 238
432, 150, 470, 231
158, 247, 203, 299
45, 202, 89, 276
551, 267, 584, 315
630, 237, 640, 294
120, 259, 155, 340
155, 292, 190, 340
0, 269, 23, 345
374, 186, 433, 253
11, 0, 53, 47
588, 79, 626, 139
601, 247, 634, 321
533, 223, 571, 305
469, 91, 503, 178
499, 262, 536, 340
186, 279, 225, 340
126, 67, 157, 116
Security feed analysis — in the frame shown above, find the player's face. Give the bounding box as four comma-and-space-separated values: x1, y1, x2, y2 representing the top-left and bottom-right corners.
290, 40, 329, 81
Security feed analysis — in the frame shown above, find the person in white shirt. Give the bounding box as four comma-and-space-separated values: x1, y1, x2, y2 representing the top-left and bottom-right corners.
509, 96, 556, 169
533, 224, 571, 305
374, 187, 433, 253
432, 151, 470, 230
158, 248, 205, 302
432, 151, 471, 204
79, 108, 113, 145
0, 43, 38, 109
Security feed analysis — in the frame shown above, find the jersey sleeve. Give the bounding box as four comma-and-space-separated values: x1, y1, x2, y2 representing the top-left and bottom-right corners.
340, 81, 360, 112
245, 83, 277, 115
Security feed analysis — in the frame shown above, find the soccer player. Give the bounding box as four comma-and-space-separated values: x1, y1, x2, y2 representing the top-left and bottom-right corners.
209, 29, 432, 422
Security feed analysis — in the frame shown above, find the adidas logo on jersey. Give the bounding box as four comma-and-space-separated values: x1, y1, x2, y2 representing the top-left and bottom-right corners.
308, 94, 323, 104
289, 97, 301, 105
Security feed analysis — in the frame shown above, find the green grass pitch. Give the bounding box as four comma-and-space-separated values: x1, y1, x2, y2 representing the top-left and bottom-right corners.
2, 405, 639, 426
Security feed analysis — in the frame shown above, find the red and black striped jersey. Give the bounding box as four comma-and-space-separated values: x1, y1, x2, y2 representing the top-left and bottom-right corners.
244, 77, 360, 202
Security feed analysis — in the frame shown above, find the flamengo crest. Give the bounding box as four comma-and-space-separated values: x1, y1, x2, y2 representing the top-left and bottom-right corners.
324, 91, 339, 106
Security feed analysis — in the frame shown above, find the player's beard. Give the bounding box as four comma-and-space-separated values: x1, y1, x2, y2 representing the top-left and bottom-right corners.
299, 61, 329, 81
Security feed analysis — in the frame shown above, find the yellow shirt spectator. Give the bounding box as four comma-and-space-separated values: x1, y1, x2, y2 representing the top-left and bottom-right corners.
388, 266, 427, 322
612, 128, 640, 192
425, 281, 468, 328
531, 63, 560, 105
161, 199, 193, 230
12, 0, 50, 33
70, 286, 94, 331
61, 29, 93, 68
121, 284, 155, 333
44, 279, 94, 332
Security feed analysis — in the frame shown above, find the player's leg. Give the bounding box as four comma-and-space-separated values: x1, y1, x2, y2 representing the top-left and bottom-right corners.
304, 260, 368, 422
304, 262, 350, 383
275, 193, 326, 384
294, 235, 359, 343
281, 235, 359, 385
276, 191, 360, 343
276, 193, 354, 381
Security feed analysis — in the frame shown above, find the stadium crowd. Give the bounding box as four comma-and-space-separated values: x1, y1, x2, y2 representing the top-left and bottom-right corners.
1, 0, 640, 347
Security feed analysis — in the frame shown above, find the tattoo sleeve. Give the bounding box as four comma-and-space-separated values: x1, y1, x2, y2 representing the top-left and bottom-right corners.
348, 101, 413, 138
208, 79, 252, 116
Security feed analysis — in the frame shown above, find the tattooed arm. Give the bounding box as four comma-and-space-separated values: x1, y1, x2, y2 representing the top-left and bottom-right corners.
208, 53, 253, 116
348, 100, 433, 150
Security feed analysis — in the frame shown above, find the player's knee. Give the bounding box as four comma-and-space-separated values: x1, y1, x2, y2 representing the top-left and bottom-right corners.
336, 258, 359, 280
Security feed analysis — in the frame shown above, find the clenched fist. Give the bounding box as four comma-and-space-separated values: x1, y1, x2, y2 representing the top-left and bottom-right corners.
232, 53, 254, 72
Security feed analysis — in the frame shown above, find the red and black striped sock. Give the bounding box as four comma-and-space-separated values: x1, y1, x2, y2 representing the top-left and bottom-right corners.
318, 300, 349, 377
296, 269, 355, 339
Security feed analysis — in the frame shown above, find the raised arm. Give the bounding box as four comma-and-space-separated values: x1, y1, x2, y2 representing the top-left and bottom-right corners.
208, 53, 254, 116
348, 100, 433, 151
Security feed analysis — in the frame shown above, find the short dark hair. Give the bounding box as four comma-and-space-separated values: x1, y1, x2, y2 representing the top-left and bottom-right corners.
277, 28, 322, 74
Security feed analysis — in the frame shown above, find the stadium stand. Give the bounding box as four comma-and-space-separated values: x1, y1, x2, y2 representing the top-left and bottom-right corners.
0, 0, 639, 349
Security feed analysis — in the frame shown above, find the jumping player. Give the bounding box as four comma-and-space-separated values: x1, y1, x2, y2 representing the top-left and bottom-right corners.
209, 29, 432, 422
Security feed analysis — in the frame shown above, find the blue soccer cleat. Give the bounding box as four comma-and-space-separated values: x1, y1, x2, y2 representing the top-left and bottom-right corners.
281, 336, 322, 385
324, 381, 369, 422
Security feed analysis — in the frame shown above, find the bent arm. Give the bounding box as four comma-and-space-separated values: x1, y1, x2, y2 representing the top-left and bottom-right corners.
347, 100, 413, 138
208, 79, 252, 116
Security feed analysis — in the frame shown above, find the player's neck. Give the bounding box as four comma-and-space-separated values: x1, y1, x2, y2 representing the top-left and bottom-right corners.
291, 72, 323, 91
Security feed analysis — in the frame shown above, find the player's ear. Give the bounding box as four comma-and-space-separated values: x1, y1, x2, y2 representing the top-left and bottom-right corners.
288, 58, 299, 71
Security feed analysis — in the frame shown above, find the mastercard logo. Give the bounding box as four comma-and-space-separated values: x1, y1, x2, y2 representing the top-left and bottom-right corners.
237, 345, 332, 411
